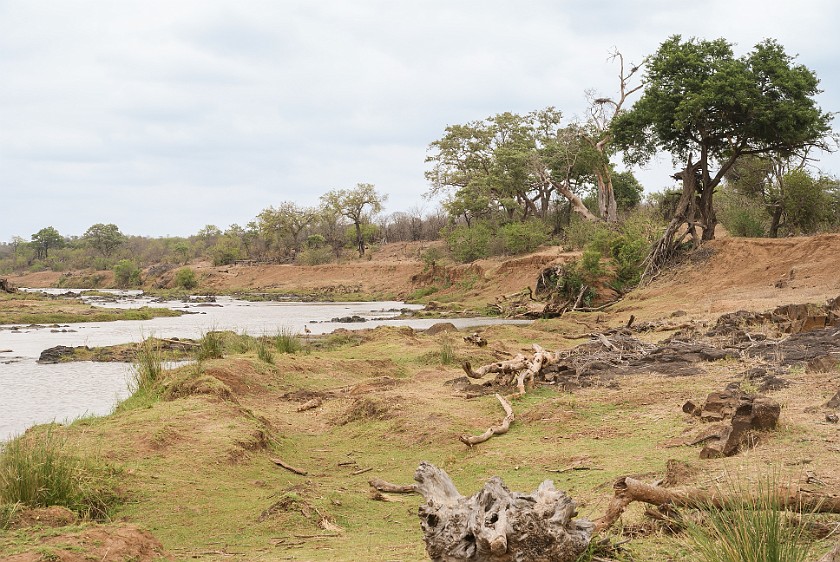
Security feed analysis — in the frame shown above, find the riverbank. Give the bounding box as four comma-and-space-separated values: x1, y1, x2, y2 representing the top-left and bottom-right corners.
0, 292, 183, 325
3, 236, 840, 560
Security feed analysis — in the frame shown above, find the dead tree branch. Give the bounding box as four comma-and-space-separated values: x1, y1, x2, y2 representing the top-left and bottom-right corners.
459, 394, 514, 446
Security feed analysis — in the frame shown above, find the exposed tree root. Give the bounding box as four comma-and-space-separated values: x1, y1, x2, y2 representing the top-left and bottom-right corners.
368, 478, 417, 494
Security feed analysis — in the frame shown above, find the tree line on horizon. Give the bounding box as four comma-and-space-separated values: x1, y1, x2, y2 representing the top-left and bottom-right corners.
1, 35, 839, 284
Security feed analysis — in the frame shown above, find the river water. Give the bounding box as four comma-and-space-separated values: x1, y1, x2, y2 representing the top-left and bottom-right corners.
1, 291, 528, 441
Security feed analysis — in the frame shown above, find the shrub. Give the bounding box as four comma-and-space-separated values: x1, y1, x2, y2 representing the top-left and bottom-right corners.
717, 189, 768, 237
174, 268, 198, 290
0, 429, 116, 519
500, 221, 550, 255
296, 247, 333, 266
438, 333, 457, 365
445, 222, 493, 263
113, 259, 141, 288
256, 338, 275, 364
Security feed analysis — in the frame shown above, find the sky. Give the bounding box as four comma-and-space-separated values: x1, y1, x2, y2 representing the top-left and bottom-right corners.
1, 0, 838, 241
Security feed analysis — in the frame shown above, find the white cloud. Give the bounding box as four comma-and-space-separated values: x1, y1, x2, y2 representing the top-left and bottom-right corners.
1, 0, 837, 239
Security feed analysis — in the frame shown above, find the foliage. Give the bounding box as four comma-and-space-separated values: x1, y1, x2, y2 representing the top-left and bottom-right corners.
31, 227, 64, 260
112, 259, 141, 288
444, 222, 493, 263
0, 429, 117, 519
614, 35, 832, 240
174, 267, 198, 290
426, 108, 603, 224
499, 220, 550, 254
83, 223, 125, 258
716, 188, 768, 237
321, 183, 387, 257
296, 247, 333, 266
256, 338, 274, 364
781, 169, 835, 234
612, 171, 644, 211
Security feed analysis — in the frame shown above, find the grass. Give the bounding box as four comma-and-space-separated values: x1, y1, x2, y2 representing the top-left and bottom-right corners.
680, 475, 817, 562
438, 333, 457, 365
273, 326, 302, 354
0, 429, 117, 520
256, 338, 275, 364
196, 329, 225, 361
130, 336, 165, 393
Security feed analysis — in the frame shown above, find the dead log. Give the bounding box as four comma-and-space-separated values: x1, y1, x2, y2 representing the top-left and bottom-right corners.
594, 476, 840, 533
459, 394, 514, 447
369, 478, 417, 494
415, 461, 594, 562
296, 397, 323, 412
270, 457, 308, 476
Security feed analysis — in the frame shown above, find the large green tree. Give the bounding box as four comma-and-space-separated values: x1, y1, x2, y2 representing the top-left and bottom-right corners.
31, 227, 64, 260
320, 184, 386, 257
613, 36, 832, 275
425, 108, 602, 224
83, 223, 125, 258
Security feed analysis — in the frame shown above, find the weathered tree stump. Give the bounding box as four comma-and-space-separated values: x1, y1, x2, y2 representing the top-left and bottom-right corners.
0, 278, 15, 293
415, 462, 594, 561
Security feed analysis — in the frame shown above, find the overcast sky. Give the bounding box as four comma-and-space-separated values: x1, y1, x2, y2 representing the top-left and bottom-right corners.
1, 0, 838, 241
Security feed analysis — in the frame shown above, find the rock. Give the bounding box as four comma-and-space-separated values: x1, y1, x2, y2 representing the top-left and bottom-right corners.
682, 400, 699, 415
827, 413, 839, 424
330, 315, 367, 323
38, 345, 87, 364
425, 322, 458, 335
808, 355, 840, 373
463, 332, 488, 347
827, 390, 840, 409
694, 390, 780, 459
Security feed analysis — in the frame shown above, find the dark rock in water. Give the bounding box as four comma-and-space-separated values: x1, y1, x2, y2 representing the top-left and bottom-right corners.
425, 322, 458, 335
331, 315, 367, 323
38, 345, 88, 364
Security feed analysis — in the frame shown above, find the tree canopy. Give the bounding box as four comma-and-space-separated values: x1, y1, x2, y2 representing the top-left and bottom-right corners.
31, 227, 64, 260
613, 35, 832, 246
83, 223, 125, 258
321, 183, 386, 256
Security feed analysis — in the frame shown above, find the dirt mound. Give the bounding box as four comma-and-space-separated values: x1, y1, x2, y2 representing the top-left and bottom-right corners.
3, 524, 169, 562
633, 234, 840, 320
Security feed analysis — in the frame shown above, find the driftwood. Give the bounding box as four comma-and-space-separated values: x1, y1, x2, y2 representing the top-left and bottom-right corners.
415, 461, 594, 562
369, 478, 417, 494
296, 397, 322, 412
270, 457, 308, 476
462, 344, 560, 396
594, 476, 840, 533
459, 394, 514, 447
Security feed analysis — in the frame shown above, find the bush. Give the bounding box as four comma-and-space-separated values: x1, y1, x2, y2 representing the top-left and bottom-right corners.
0, 429, 116, 519
717, 189, 768, 237
296, 247, 333, 266
500, 221, 550, 255
131, 336, 164, 392
445, 222, 493, 263
113, 259, 141, 288
196, 330, 224, 361
174, 268, 198, 290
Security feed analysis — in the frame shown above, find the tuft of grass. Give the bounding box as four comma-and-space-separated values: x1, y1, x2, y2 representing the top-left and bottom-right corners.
273, 327, 302, 354
439, 333, 457, 365
196, 329, 225, 361
680, 475, 816, 562
131, 336, 164, 393
0, 429, 117, 520
256, 338, 275, 364
0, 502, 21, 530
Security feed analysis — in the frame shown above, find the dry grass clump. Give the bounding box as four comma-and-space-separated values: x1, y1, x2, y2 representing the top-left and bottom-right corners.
333, 397, 396, 425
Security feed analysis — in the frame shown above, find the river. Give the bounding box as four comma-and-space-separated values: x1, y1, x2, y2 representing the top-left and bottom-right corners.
1, 291, 528, 441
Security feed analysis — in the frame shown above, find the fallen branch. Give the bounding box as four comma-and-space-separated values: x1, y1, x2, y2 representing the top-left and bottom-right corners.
296, 397, 323, 412
368, 478, 417, 494
459, 394, 514, 447
594, 476, 840, 533
269, 457, 308, 476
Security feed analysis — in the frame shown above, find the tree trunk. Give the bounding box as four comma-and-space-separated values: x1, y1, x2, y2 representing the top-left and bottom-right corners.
552, 180, 599, 222
415, 462, 594, 561
769, 204, 783, 237
354, 222, 364, 257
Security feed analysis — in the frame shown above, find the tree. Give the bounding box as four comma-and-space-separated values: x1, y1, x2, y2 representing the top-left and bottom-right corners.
31, 227, 64, 260
612, 171, 644, 212
583, 50, 644, 222
256, 202, 316, 256
426, 108, 602, 224
83, 223, 125, 258
320, 184, 386, 257
613, 36, 833, 276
